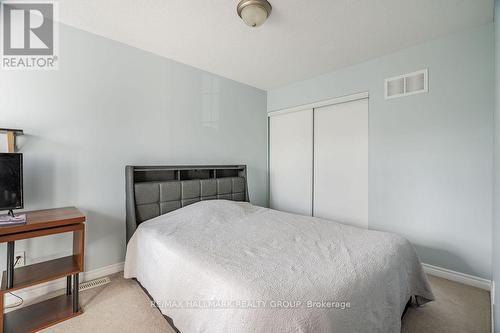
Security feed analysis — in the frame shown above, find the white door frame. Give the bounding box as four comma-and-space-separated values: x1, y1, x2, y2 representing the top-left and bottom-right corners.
267, 91, 369, 116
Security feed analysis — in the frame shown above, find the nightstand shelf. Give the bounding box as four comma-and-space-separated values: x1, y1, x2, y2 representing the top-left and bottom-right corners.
3, 294, 81, 333
0, 255, 80, 292
0, 207, 85, 333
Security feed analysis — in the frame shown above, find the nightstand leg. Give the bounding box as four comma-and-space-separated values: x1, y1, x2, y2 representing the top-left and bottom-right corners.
72, 273, 79, 313
66, 275, 72, 295
6, 241, 14, 289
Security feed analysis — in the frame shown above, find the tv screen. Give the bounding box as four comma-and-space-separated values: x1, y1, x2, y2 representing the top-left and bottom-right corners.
0, 153, 23, 211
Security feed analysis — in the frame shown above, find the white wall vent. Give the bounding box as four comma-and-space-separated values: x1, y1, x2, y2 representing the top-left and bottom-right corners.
384, 69, 428, 100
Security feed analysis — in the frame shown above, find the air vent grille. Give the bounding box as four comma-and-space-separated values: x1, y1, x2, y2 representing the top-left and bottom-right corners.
79, 276, 111, 291
385, 69, 428, 99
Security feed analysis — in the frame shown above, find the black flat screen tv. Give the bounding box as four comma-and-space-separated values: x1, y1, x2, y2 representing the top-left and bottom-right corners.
0, 153, 23, 211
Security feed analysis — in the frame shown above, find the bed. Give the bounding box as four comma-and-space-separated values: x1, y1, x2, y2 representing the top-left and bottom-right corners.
124, 165, 434, 333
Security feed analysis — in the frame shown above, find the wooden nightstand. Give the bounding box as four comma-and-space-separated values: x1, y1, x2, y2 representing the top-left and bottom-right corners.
0, 207, 85, 333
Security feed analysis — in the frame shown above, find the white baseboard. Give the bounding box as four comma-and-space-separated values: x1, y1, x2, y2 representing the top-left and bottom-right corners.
422, 263, 491, 291
5, 261, 125, 307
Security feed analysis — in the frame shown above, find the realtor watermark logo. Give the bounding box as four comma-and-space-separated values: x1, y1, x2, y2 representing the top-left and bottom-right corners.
1, 0, 59, 70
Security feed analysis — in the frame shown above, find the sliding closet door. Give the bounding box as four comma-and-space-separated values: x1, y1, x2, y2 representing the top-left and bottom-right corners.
313, 99, 368, 228
269, 109, 313, 216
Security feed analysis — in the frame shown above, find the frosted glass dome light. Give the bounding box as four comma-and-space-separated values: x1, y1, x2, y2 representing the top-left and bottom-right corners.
237, 0, 272, 28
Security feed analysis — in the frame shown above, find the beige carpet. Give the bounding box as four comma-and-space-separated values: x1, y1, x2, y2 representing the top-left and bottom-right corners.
402, 275, 491, 333
33, 273, 490, 333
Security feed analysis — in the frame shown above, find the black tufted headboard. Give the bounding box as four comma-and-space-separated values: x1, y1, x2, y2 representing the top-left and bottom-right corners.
125, 165, 249, 243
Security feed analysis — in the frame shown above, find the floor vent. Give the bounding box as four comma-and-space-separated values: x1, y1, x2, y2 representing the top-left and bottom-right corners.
79, 276, 111, 291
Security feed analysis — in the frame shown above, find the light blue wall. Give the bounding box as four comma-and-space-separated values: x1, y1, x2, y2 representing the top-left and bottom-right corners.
269, 24, 494, 279
494, 0, 500, 330
0, 24, 268, 272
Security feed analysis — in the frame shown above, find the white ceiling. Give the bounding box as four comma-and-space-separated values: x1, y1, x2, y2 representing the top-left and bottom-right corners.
58, 0, 493, 90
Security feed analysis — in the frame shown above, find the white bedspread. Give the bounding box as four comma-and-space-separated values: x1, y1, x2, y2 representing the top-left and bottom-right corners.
124, 200, 433, 333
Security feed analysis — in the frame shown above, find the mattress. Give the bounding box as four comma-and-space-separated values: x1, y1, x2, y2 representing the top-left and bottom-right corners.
124, 200, 434, 333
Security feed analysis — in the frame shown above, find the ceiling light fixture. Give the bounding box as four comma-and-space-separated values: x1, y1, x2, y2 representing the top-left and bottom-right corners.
237, 0, 272, 28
